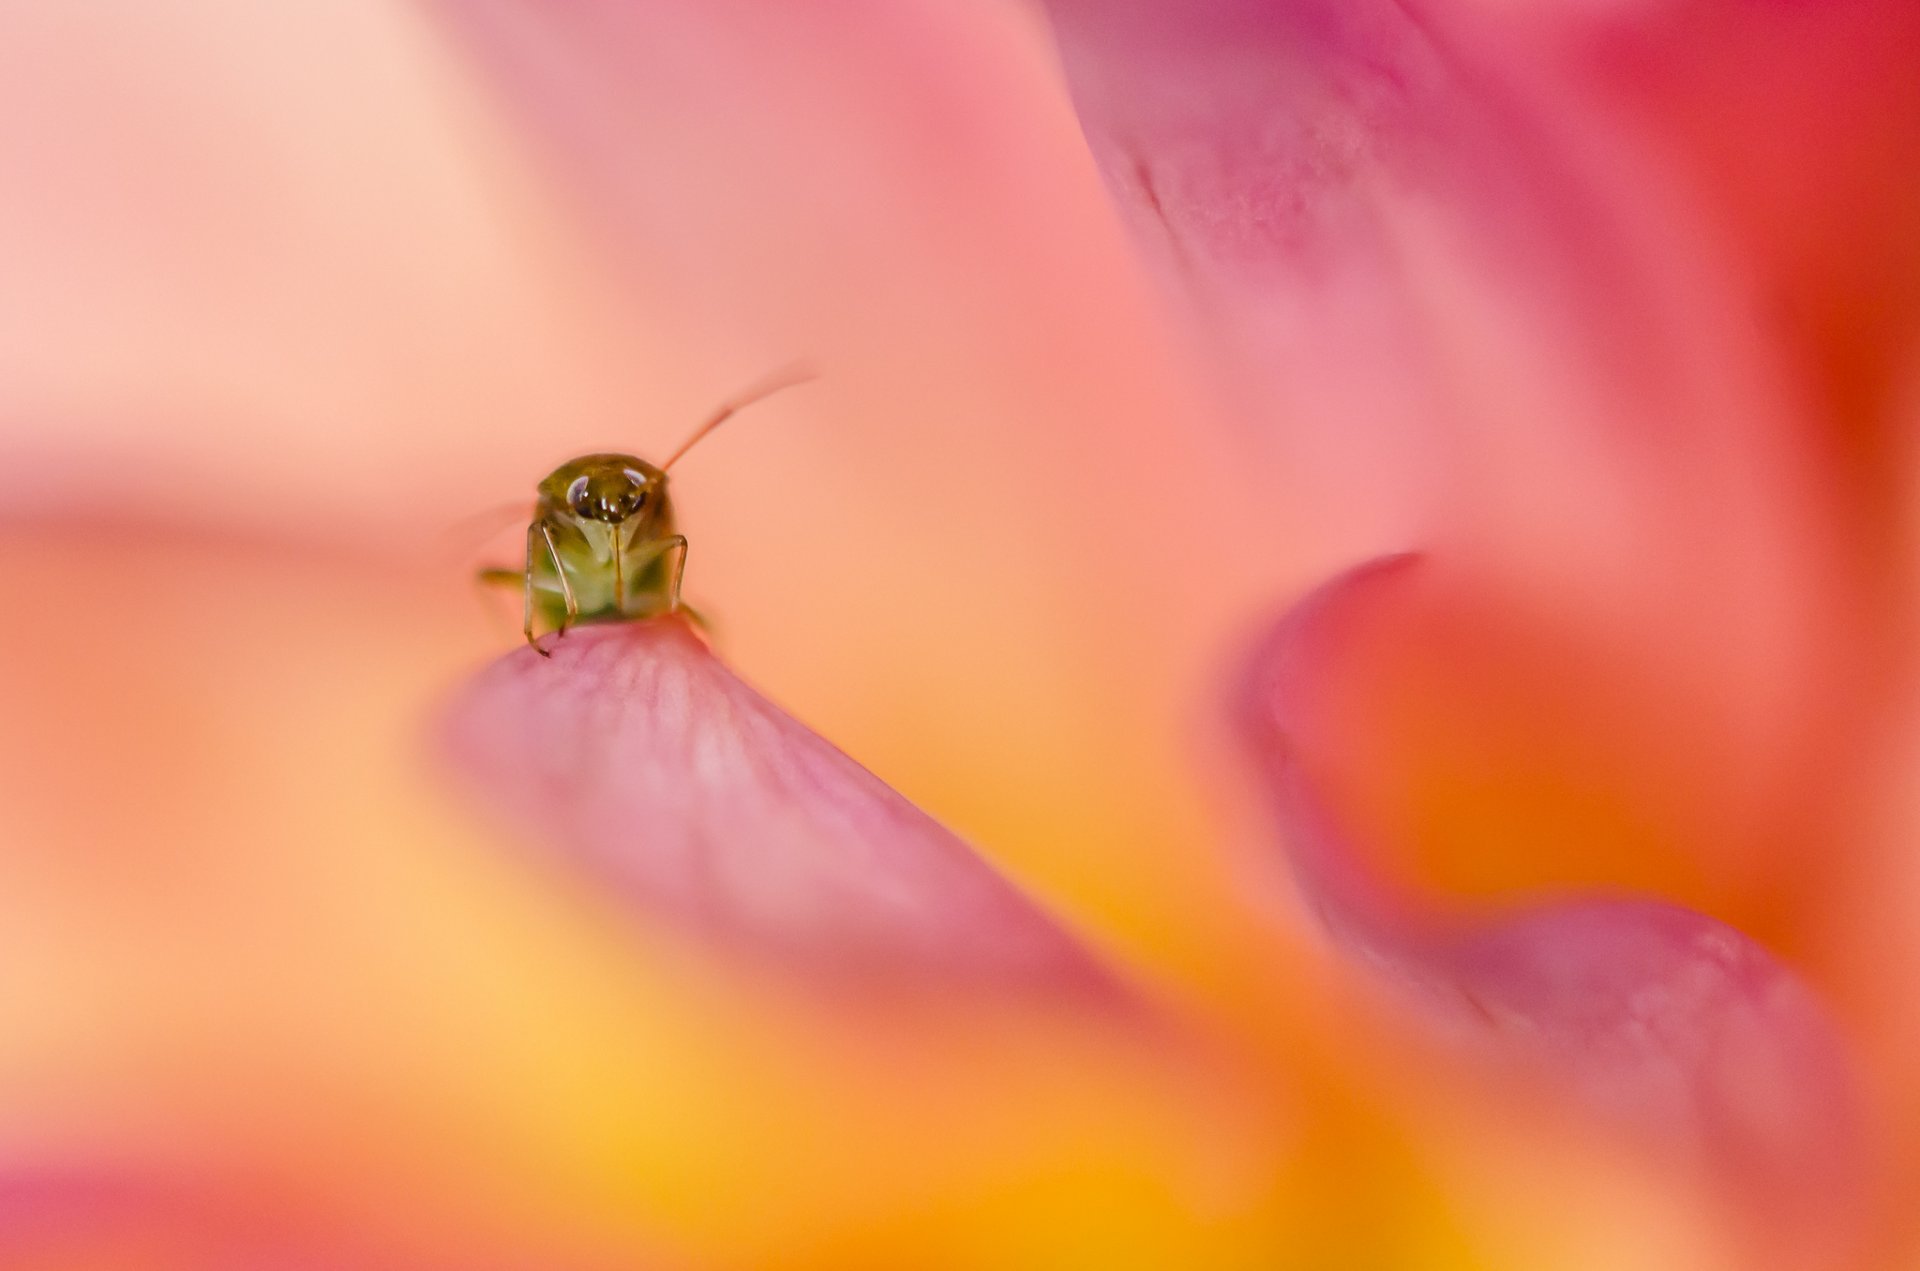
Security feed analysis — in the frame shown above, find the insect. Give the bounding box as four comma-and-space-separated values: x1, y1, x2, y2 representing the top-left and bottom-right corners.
478, 366, 813, 655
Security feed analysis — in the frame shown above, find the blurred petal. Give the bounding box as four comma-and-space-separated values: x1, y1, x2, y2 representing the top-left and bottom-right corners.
0, 1174, 321, 1271
443, 619, 1117, 995
0, 1171, 524, 1271
0, 2, 656, 535
1038, 0, 1856, 938
1036, 0, 1825, 559
1484, 0, 1920, 478
1238, 556, 1863, 1231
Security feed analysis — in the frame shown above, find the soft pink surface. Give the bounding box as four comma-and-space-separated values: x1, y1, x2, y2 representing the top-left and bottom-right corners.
443, 618, 1116, 996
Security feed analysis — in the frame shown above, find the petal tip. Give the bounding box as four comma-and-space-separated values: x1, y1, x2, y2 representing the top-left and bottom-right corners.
442, 617, 1120, 999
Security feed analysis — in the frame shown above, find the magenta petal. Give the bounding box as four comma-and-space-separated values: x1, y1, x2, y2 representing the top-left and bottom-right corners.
1452, 900, 1856, 1184
442, 620, 1113, 995
1238, 558, 1862, 1212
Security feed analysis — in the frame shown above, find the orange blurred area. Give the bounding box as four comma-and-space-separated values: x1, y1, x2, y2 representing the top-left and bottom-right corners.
1286, 558, 1832, 941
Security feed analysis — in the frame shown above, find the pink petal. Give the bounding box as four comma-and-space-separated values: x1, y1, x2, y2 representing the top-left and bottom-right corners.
1039, 0, 1840, 683
416, 0, 1018, 319
0, 1170, 552, 1271
1039, 0, 1860, 943
441, 619, 1115, 995
1492, 0, 1920, 441
1238, 555, 1864, 1223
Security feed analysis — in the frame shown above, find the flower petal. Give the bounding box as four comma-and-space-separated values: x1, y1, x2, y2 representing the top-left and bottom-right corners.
1487, 0, 1920, 458
1237, 555, 1864, 1226
442, 619, 1117, 995
1039, 0, 1858, 944
1035, 0, 1823, 538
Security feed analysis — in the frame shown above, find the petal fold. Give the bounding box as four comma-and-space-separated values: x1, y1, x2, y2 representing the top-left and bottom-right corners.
442, 620, 1114, 995
1237, 556, 1862, 1225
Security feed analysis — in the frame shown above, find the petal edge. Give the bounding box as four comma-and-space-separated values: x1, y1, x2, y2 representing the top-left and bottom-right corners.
442, 620, 1117, 997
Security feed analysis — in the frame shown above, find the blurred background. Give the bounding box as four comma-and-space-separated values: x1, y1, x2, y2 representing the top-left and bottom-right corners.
1, 1, 1917, 1267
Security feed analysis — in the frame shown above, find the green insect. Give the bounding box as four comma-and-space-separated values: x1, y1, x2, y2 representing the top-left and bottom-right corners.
479, 367, 812, 655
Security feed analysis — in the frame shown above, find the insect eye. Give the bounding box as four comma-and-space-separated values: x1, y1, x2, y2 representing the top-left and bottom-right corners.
565, 475, 590, 509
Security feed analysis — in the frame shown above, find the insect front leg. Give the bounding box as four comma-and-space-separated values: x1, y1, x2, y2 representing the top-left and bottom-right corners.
539, 522, 579, 634
521, 524, 544, 653
660, 534, 688, 612
618, 533, 690, 618
613, 519, 627, 617
520, 521, 577, 657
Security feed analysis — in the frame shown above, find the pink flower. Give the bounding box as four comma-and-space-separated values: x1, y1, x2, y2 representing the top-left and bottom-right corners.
1, 0, 1916, 1265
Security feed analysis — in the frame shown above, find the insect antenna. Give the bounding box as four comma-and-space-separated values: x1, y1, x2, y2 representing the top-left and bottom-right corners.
660, 362, 816, 471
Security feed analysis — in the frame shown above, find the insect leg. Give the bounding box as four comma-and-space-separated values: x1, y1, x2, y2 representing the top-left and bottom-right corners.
539, 521, 578, 638
616, 533, 689, 617
676, 600, 714, 632
613, 520, 628, 618
659, 534, 689, 612
521, 523, 545, 655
